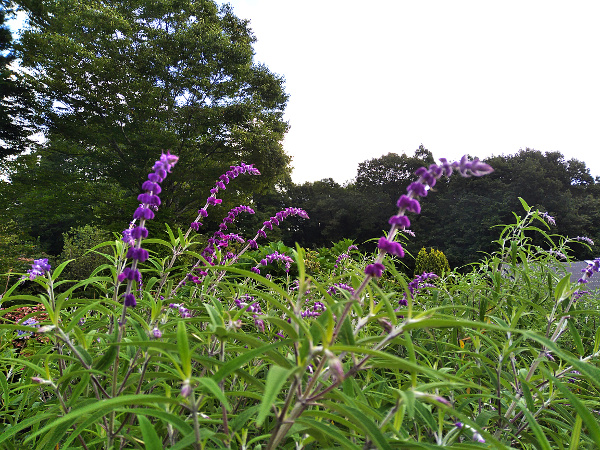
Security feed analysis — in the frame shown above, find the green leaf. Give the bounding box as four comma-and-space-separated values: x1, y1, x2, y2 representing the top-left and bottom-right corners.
295, 417, 361, 449
212, 339, 292, 383
137, 415, 163, 450
51, 258, 74, 281
256, 365, 294, 426
554, 274, 572, 303
513, 399, 552, 450
518, 197, 531, 212
569, 414, 583, 450
23, 395, 179, 444
567, 319, 585, 356
196, 377, 230, 411
177, 320, 191, 379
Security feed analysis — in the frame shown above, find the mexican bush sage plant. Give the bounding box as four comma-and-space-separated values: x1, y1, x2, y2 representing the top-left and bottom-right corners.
4, 153, 600, 449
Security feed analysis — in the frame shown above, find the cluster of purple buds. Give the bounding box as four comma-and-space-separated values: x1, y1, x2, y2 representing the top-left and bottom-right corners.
327, 283, 355, 296
119, 152, 178, 307
578, 258, 600, 284
400, 272, 438, 307
25, 258, 51, 281
574, 236, 595, 245
539, 211, 556, 226
234, 294, 264, 332
258, 207, 309, 240
364, 156, 493, 278
190, 163, 260, 231
301, 301, 325, 318
260, 252, 294, 273
547, 249, 567, 260
17, 317, 39, 338
169, 303, 191, 318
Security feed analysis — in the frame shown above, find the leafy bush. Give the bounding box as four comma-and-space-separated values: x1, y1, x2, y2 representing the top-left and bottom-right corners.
414, 247, 451, 276
1, 154, 600, 449
59, 224, 112, 281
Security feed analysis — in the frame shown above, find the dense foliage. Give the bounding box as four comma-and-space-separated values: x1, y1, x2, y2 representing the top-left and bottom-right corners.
1, 153, 600, 449
2, 0, 290, 253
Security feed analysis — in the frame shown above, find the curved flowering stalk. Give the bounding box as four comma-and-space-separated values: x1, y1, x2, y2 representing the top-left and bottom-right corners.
190, 207, 309, 298
118, 151, 178, 310
186, 163, 260, 239
156, 164, 260, 299
358, 156, 493, 301
399, 272, 438, 307
212, 207, 309, 270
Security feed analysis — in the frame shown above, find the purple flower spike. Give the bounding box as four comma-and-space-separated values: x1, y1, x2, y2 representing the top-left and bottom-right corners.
133, 207, 155, 220
131, 227, 148, 239
190, 222, 202, 231
365, 263, 385, 278
120, 151, 178, 308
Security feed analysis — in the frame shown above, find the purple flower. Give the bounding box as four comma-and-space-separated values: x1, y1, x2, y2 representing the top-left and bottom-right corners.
207, 196, 222, 205
27, 258, 51, 280
388, 215, 410, 227
123, 293, 137, 307
17, 317, 39, 338
539, 211, 556, 226
396, 195, 421, 214
122, 228, 135, 246
327, 283, 355, 295
364, 263, 385, 278
407, 181, 428, 197
377, 237, 405, 257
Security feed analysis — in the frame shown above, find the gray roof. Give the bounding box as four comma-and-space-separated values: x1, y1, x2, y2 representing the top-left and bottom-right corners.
562, 261, 600, 291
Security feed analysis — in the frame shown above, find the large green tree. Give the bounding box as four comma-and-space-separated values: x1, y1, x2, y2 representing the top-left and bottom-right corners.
0, 0, 34, 159
6, 0, 290, 252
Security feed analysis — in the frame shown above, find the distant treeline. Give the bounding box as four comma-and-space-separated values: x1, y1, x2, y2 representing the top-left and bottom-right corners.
265, 147, 600, 272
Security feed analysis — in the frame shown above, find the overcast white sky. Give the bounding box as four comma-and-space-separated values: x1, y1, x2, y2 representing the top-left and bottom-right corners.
219, 1, 600, 184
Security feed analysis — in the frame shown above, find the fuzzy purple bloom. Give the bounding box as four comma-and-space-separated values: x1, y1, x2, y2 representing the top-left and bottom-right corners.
377, 237, 405, 257
407, 181, 428, 197
27, 258, 51, 280
123, 293, 137, 307
388, 215, 411, 227
396, 195, 421, 214
364, 263, 385, 278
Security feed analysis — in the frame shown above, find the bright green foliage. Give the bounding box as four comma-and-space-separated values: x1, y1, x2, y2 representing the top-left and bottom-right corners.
2, 163, 600, 448
0, 219, 48, 290
414, 247, 451, 276
59, 225, 112, 280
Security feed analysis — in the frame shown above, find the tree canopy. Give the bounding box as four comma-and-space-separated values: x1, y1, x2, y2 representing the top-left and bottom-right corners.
3, 0, 291, 252
0, 0, 34, 158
